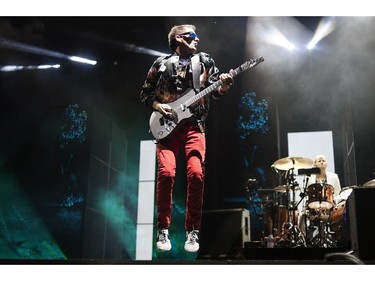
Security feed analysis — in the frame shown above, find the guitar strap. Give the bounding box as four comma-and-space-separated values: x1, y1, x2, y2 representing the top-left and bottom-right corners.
191, 54, 200, 92
191, 54, 205, 133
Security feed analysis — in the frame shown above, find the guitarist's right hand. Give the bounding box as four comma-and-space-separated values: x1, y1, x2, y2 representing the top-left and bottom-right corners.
153, 101, 173, 118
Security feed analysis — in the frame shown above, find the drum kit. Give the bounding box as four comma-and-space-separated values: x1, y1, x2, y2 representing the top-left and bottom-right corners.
261, 156, 354, 248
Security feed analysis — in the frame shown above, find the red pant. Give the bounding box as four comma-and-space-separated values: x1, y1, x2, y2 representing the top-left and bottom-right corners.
155, 122, 206, 231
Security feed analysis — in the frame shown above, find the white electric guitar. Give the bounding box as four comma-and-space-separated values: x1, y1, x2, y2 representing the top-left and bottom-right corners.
149, 57, 264, 140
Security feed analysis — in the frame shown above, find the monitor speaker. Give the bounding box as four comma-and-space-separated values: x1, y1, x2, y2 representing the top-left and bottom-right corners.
198, 208, 251, 258
348, 187, 375, 261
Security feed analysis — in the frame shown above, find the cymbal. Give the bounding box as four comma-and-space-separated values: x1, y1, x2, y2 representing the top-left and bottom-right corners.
274, 185, 300, 193
272, 156, 313, 171
257, 189, 275, 192
363, 179, 375, 187
274, 185, 289, 192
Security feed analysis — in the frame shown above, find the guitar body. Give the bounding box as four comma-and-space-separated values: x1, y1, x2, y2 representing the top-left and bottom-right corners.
149, 88, 197, 140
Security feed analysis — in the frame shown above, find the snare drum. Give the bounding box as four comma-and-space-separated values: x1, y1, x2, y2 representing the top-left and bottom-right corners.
307, 183, 334, 210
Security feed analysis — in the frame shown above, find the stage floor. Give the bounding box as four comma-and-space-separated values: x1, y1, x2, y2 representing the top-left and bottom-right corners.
1, 247, 372, 265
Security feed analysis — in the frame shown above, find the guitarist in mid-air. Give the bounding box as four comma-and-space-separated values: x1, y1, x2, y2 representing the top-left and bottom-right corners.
140, 24, 234, 253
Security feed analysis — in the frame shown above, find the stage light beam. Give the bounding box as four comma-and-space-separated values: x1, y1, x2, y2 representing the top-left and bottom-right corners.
306, 17, 337, 50
68, 56, 97, 65
0, 36, 97, 65
1, 64, 61, 72
263, 24, 296, 51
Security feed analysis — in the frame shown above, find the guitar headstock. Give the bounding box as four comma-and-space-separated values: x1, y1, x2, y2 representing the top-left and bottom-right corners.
243, 57, 264, 69
230, 57, 265, 77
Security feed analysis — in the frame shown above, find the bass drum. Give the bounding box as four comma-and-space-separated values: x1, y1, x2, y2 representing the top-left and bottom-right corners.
307, 208, 331, 221
329, 200, 349, 246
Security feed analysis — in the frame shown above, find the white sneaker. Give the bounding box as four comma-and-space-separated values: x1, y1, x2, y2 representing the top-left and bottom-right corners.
184, 230, 199, 252
156, 229, 172, 252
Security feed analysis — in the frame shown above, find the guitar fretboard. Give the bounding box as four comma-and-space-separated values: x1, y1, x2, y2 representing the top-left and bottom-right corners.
184, 57, 264, 108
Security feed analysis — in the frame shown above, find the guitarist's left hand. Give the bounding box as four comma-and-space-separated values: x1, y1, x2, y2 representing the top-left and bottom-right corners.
219, 70, 234, 94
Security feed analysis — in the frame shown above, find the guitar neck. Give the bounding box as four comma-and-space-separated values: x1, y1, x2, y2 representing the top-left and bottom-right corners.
185, 57, 263, 107
186, 80, 222, 107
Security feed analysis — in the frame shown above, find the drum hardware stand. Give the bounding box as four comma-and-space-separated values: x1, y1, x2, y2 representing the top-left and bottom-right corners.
297, 173, 312, 238
271, 157, 315, 248
276, 220, 306, 248
275, 167, 307, 248
307, 215, 337, 248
